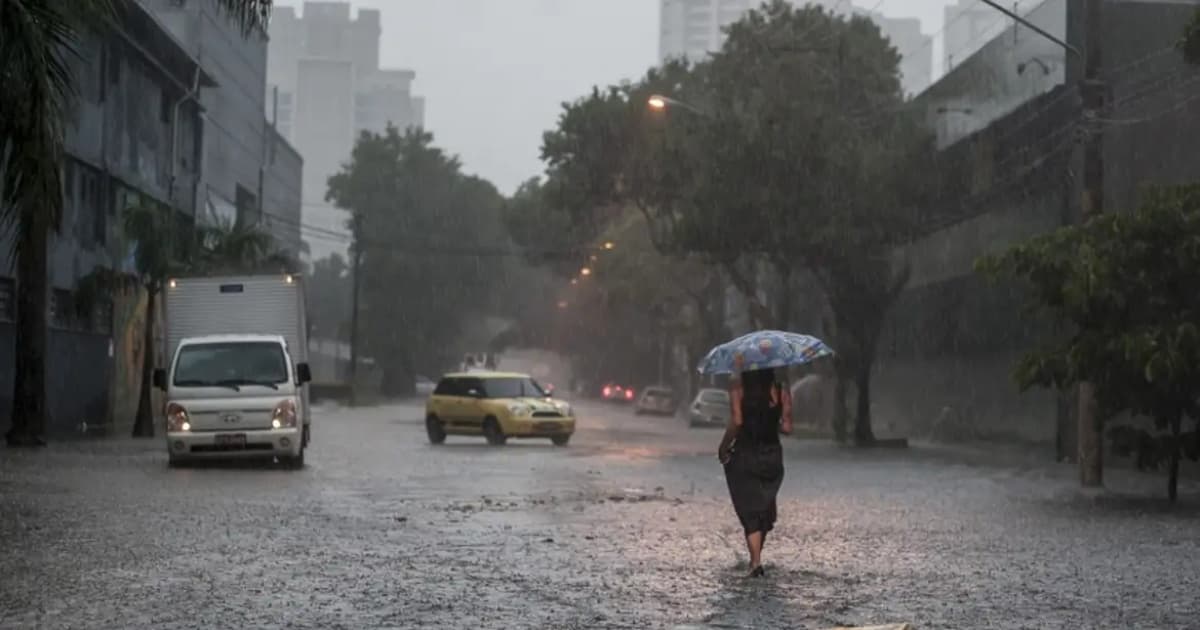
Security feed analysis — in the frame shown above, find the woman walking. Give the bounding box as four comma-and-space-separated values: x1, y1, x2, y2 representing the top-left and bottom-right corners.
718, 367, 792, 577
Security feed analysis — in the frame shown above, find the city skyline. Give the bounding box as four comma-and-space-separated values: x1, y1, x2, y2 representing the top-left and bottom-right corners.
273, 0, 972, 197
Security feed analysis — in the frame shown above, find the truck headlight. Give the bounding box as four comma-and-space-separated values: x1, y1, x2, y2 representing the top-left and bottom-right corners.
166, 403, 190, 432
272, 399, 298, 429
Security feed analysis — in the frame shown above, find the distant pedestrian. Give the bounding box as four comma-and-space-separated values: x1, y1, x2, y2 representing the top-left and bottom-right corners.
717, 366, 792, 577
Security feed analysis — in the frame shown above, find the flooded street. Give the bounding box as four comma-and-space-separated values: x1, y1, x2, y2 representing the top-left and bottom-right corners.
0, 401, 1196, 629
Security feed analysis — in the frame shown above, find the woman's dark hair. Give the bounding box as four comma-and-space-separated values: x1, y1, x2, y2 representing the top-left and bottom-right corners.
741, 368, 776, 405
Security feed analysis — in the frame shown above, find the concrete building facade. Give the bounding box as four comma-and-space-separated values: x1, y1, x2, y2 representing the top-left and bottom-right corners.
0, 4, 210, 436
141, 0, 304, 258
267, 2, 425, 262
879, 0, 1200, 452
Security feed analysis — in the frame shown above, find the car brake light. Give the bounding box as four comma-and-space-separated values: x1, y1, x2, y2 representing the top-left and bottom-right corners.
625, 389, 634, 400
603, 386, 612, 397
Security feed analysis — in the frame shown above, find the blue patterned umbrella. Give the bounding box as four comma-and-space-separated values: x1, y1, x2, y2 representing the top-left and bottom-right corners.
696, 330, 834, 375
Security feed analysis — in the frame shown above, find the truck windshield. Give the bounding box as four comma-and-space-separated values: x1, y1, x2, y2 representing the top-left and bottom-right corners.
173, 342, 289, 388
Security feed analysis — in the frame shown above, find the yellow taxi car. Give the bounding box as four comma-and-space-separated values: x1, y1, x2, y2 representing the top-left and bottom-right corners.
425, 372, 576, 446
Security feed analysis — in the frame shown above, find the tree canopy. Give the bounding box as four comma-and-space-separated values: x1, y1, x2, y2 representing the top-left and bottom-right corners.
327, 126, 510, 395
977, 185, 1200, 502
508, 0, 935, 443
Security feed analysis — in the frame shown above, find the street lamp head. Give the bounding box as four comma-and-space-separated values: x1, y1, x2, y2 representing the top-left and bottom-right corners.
603, 241, 615, 250
647, 95, 668, 111
580, 267, 592, 277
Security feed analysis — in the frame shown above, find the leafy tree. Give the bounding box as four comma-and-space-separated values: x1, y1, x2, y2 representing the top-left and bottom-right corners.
523, 1, 934, 444
0, 0, 272, 446
977, 185, 1200, 502
327, 126, 506, 396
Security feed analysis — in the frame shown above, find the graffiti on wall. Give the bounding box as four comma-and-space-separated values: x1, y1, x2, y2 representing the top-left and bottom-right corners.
109, 285, 146, 434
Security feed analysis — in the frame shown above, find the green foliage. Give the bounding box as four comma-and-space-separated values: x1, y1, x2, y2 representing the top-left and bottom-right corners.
327, 126, 509, 394
977, 184, 1200, 500
513, 0, 932, 441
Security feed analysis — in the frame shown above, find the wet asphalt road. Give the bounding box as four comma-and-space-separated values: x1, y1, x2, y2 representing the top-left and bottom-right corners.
1, 400, 1198, 629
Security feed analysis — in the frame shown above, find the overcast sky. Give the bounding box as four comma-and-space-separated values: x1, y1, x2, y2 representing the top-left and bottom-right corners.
276, 1, 960, 195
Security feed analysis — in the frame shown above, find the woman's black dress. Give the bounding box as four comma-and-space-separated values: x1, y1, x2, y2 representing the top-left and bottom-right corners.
723, 385, 785, 536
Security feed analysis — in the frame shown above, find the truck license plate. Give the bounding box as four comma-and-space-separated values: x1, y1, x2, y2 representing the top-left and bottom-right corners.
216, 434, 246, 447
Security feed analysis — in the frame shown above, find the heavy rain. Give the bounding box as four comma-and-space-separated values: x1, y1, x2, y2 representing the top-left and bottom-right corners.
2, 1, 1199, 629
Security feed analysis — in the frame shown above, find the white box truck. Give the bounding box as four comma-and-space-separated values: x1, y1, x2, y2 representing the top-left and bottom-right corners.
154, 274, 312, 468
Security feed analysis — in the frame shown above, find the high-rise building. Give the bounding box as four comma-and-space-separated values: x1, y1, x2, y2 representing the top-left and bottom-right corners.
267, 2, 425, 261
658, 0, 755, 63
854, 10, 932, 97
658, 0, 932, 96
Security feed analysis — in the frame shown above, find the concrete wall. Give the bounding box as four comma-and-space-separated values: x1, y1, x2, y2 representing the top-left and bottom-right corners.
878, 0, 1200, 448
263, 127, 304, 256
917, 0, 1067, 149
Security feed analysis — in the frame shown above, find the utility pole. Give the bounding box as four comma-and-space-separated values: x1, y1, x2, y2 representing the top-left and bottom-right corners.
348, 213, 363, 407
978, 0, 1102, 486
1077, 0, 1105, 488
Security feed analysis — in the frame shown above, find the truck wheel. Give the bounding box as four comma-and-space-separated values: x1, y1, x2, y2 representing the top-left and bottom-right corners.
551, 435, 571, 447
283, 446, 305, 469
426, 415, 447, 445
483, 417, 506, 446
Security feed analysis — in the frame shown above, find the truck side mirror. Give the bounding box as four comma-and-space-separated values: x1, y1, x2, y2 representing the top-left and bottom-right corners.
296, 362, 312, 385
152, 368, 167, 391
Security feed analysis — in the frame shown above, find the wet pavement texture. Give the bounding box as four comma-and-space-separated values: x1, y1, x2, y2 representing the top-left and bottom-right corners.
1, 401, 1198, 629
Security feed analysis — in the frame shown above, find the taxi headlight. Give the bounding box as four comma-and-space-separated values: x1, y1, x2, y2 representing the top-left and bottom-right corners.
507, 404, 532, 417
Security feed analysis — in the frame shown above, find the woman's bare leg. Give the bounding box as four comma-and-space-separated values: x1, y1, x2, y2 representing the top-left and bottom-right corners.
746, 531, 764, 573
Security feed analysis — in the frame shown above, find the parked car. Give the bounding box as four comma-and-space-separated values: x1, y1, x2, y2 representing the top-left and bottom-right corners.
635, 386, 676, 416
601, 383, 635, 403
689, 388, 731, 428
425, 372, 575, 446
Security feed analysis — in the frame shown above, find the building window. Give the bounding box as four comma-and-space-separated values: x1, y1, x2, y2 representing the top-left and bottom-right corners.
0, 278, 14, 323
235, 184, 259, 226
50, 289, 73, 329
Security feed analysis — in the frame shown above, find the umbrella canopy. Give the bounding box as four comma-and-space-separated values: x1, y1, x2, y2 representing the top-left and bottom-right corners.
696, 330, 833, 375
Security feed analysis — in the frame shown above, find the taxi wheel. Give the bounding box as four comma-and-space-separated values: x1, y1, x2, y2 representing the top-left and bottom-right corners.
426, 415, 447, 445
551, 435, 571, 447
483, 418, 507, 446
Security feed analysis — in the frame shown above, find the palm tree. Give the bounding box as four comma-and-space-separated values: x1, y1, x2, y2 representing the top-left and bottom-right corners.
0, 0, 272, 446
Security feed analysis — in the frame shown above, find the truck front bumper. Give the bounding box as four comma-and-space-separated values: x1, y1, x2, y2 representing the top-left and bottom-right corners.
166, 428, 302, 460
